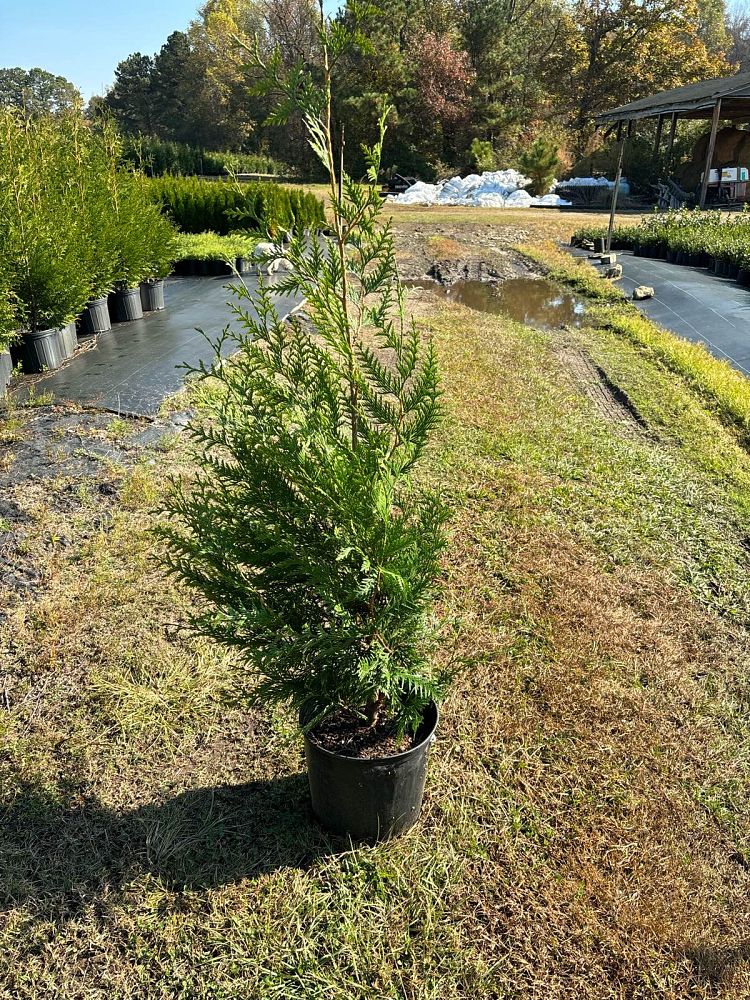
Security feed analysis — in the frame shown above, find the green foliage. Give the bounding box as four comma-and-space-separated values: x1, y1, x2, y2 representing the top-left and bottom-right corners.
518, 137, 561, 196
172, 231, 260, 262
0, 66, 82, 116
469, 138, 496, 173
109, 171, 178, 286
0, 275, 17, 351
0, 110, 178, 331
573, 209, 750, 269
122, 135, 291, 178
159, 15, 447, 733
0, 111, 97, 330
147, 175, 325, 236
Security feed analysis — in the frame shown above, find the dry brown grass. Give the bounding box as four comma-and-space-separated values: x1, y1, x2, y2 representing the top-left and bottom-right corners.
388, 204, 646, 246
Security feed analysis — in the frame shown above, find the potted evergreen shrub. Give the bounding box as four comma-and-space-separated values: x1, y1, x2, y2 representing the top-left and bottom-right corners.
159, 14, 448, 841
140, 224, 178, 312
80, 124, 121, 336
110, 172, 176, 323
0, 110, 92, 371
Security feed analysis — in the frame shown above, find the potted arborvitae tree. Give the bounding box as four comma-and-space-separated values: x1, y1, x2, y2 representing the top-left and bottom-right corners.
158, 7, 448, 841
110, 171, 176, 323
140, 224, 178, 313
79, 124, 120, 336
0, 111, 92, 372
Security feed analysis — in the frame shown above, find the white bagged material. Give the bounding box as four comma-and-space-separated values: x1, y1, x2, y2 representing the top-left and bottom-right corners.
530, 193, 572, 207
389, 169, 617, 208
504, 189, 534, 207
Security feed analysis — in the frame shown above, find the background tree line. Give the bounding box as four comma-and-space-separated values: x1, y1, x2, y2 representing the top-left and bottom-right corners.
4, 0, 750, 181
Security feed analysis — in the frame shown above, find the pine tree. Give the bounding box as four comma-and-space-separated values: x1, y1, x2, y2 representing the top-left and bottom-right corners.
158, 1, 448, 734
519, 136, 561, 196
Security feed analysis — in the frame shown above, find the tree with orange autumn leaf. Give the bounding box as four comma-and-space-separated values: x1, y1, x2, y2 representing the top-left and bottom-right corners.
569, 0, 731, 155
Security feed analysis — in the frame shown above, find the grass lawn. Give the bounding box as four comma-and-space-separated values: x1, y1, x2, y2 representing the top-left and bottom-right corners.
1, 210, 749, 998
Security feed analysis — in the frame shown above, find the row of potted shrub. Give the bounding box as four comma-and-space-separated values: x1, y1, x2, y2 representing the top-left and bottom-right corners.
148, 174, 325, 237
121, 135, 291, 179
0, 111, 178, 376
171, 232, 262, 276
573, 209, 750, 285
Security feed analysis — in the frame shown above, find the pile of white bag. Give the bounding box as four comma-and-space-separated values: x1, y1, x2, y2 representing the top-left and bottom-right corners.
389, 169, 625, 208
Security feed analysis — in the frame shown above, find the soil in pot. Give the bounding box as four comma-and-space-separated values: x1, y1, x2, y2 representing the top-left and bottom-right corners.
111, 286, 144, 323
310, 708, 412, 759
140, 279, 165, 312
303, 701, 438, 841
82, 297, 112, 335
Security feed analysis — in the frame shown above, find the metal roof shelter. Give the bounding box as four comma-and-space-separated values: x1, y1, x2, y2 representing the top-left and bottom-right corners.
597, 71, 750, 124
597, 72, 750, 248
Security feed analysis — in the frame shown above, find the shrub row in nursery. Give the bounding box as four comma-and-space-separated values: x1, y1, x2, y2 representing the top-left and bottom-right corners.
172, 232, 261, 276
572, 210, 750, 283
0, 111, 177, 373
147, 175, 325, 237
122, 135, 292, 178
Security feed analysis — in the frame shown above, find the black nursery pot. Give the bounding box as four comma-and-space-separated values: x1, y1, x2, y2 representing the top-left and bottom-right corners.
58, 321, 77, 360
81, 296, 112, 335
111, 286, 144, 323
0, 350, 12, 397
20, 328, 63, 373
208, 258, 232, 276
302, 702, 439, 842
140, 279, 165, 312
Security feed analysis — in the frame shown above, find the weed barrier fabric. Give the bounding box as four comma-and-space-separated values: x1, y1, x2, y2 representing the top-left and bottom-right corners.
577, 249, 750, 376
13, 275, 304, 417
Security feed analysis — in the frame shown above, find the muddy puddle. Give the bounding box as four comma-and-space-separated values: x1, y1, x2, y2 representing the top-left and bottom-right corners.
404, 276, 586, 329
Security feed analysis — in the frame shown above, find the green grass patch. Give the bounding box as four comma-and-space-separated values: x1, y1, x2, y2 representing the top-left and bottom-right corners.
523, 241, 750, 452
520, 241, 626, 302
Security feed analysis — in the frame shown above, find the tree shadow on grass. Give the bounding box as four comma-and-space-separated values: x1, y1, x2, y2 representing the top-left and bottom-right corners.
1, 772, 341, 917
683, 940, 750, 989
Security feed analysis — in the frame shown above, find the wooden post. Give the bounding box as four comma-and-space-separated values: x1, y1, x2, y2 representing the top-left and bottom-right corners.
606, 121, 629, 253
699, 99, 722, 209
653, 114, 664, 157
665, 113, 678, 173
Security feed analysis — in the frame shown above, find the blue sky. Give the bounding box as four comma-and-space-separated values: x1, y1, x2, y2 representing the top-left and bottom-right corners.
0, 1, 341, 100
0, 0, 201, 99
